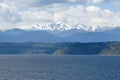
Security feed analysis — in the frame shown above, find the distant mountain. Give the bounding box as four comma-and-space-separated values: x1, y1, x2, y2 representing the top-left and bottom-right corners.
27, 23, 118, 32
0, 29, 61, 42
0, 24, 120, 42
64, 28, 120, 42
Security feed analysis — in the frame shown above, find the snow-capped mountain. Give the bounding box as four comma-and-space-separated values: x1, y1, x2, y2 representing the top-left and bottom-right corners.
0, 23, 120, 42
28, 23, 71, 31
26, 23, 118, 32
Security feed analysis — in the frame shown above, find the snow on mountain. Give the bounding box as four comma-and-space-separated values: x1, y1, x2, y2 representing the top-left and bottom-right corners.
26, 23, 119, 32
28, 23, 71, 31
0, 24, 120, 42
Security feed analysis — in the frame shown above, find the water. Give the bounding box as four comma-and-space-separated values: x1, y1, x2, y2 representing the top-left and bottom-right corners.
0, 55, 120, 80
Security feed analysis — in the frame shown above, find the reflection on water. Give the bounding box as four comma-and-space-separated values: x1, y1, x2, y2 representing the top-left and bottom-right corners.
0, 55, 120, 80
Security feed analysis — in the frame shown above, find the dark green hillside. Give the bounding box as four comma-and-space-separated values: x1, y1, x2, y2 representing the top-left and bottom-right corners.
0, 42, 120, 55
100, 42, 120, 55
53, 42, 120, 55
0, 43, 70, 54
53, 42, 108, 55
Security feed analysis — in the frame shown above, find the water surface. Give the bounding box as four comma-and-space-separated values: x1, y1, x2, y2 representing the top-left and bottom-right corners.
0, 55, 120, 80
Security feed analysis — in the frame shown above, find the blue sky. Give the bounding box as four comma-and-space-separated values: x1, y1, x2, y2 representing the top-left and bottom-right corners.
0, 0, 120, 30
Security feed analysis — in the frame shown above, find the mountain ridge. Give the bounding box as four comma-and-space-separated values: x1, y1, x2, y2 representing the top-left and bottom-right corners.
27, 23, 119, 32
0, 24, 120, 42
1, 23, 119, 32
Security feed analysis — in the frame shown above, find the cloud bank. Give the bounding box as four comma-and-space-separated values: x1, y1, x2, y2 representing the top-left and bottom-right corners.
0, 0, 120, 30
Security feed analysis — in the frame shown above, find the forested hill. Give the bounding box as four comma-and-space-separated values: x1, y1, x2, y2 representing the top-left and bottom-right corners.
0, 42, 120, 55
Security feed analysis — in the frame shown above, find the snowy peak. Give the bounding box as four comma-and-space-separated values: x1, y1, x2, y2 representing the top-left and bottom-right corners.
73, 24, 118, 32
23, 23, 119, 32
29, 23, 70, 31
1, 24, 120, 42
48, 23, 71, 31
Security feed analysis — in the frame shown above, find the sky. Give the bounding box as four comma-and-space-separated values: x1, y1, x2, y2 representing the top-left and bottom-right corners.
0, 0, 120, 30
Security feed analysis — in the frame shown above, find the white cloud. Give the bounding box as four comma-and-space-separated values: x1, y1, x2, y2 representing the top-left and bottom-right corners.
17, 5, 120, 27
0, 0, 120, 30
26, 0, 120, 7
86, 6, 101, 12
0, 0, 4, 3
0, 1, 22, 30
92, 0, 103, 3
105, 0, 120, 5
68, 0, 78, 3
20, 10, 52, 22
1, 0, 120, 8
0, 3, 21, 24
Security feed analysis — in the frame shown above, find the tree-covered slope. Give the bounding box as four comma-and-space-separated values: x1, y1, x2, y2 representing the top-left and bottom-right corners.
0, 42, 120, 55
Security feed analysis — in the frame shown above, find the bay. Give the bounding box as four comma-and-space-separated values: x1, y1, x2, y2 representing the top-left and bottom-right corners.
0, 55, 120, 80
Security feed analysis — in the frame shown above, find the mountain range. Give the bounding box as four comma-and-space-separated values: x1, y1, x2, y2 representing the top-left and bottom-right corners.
0, 23, 120, 42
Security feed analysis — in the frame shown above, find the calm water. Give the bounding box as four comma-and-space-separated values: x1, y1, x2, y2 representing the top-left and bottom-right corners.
0, 55, 120, 80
